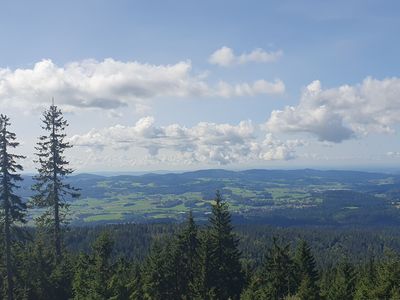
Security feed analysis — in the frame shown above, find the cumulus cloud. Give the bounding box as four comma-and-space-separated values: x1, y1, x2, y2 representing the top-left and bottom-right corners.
0, 58, 284, 112
70, 117, 301, 165
266, 77, 400, 142
209, 46, 283, 67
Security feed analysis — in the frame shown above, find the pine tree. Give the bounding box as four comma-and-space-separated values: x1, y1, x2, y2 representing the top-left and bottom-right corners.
174, 211, 200, 298
108, 258, 131, 300
127, 264, 143, 300
0, 114, 26, 300
142, 242, 171, 299
198, 230, 215, 300
241, 238, 296, 300
32, 104, 79, 260
294, 240, 320, 300
206, 190, 244, 299
372, 251, 400, 299
354, 258, 376, 300
326, 260, 356, 300
91, 232, 114, 298
17, 236, 55, 299
72, 232, 114, 299
72, 253, 92, 300
261, 238, 296, 300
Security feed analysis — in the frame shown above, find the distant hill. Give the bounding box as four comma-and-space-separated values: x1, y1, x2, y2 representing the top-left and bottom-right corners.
20, 169, 400, 226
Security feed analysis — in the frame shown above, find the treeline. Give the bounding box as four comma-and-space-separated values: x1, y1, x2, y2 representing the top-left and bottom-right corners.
65, 223, 400, 268
2, 191, 400, 299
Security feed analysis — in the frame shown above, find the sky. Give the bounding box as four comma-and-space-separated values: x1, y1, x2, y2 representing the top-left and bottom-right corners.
1, 0, 400, 172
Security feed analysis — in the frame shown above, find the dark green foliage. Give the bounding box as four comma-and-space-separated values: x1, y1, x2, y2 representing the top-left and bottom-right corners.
205, 190, 244, 299
325, 260, 356, 300
173, 211, 201, 298
294, 240, 319, 300
371, 251, 400, 299
32, 104, 79, 259
72, 232, 114, 299
127, 264, 143, 300
72, 253, 92, 300
0, 115, 26, 300
6, 214, 400, 300
108, 259, 131, 300
142, 242, 172, 299
248, 238, 296, 300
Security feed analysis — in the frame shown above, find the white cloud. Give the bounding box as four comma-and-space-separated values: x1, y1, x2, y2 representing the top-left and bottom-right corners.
209, 46, 283, 67
216, 79, 285, 97
266, 77, 400, 142
70, 117, 301, 166
0, 58, 284, 112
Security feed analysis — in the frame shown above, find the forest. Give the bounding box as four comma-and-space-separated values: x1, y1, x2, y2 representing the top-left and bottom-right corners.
1, 105, 400, 300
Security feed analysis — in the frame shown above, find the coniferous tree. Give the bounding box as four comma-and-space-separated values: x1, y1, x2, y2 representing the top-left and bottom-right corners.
91, 232, 114, 298
0, 114, 26, 300
354, 258, 376, 300
294, 240, 320, 300
326, 260, 356, 300
108, 258, 131, 300
17, 236, 55, 299
198, 230, 216, 300
143, 242, 171, 299
72, 253, 92, 300
371, 251, 400, 299
174, 211, 200, 298
127, 264, 143, 300
206, 190, 244, 299
32, 104, 79, 260
72, 232, 114, 299
259, 238, 296, 300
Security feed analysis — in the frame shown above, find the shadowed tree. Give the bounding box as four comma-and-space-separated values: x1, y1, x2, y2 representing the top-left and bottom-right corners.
326, 260, 356, 300
0, 114, 26, 300
32, 103, 79, 260
294, 240, 320, 300
206, 190, 244, 299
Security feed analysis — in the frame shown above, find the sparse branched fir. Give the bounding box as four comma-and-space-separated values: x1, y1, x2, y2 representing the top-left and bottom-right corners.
0, 114, 26, 300
32, 104, 79, 260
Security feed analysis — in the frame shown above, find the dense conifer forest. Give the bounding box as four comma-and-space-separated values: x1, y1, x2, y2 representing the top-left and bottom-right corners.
2, 191, 400, 299
2, 105, 400, 299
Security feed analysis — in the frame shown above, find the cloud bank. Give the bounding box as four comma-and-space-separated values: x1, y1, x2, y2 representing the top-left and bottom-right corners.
70, 117, 302, 165
266, 77, 400, 142
209, 46, 283, 67
0, 58, 284, 112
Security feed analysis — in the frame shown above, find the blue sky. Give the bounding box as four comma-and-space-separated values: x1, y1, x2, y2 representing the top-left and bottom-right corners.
1, 0, 400, 172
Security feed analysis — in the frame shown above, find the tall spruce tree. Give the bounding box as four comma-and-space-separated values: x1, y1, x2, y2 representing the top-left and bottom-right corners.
174, 211, 200, 298
326, 260, 356, 300
294, 240, 320, 300
260, 238, 296, 300
207, 190, 244, 299
32, 104, 79, 260
0, 114, 26, 300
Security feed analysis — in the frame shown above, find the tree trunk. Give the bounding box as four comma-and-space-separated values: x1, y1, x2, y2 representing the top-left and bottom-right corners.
54, 193, 61, 260
52, 116, 62, 261
4, 204, 14, 300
